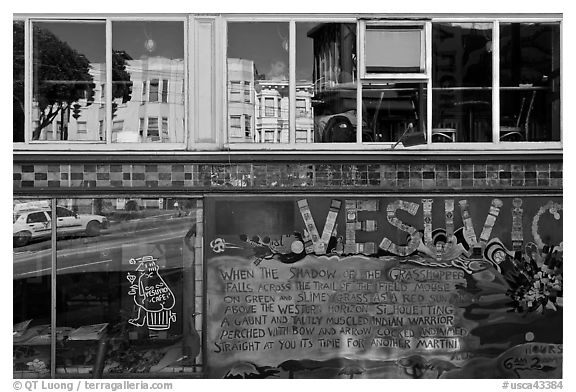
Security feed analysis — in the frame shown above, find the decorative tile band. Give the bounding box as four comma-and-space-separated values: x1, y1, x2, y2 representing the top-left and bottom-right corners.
13, 161, 562, 192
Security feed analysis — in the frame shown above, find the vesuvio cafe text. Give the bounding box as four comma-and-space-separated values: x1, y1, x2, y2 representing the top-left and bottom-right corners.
204, 195, 562, 378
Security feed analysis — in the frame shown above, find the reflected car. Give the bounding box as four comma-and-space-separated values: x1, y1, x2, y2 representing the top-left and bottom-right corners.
13, 206, 109, 247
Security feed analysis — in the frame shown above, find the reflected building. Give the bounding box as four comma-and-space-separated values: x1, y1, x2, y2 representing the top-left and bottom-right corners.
227, 58, 314, 143
33, 57, 185, 143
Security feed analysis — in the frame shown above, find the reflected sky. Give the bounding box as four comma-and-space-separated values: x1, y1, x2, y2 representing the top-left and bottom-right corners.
35, 22, 106, 63
112, 21, 184, 60
33, 21, 185, 64
228, 22, 289, 79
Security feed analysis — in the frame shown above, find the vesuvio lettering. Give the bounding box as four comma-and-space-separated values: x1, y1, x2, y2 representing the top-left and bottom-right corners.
295, 198, 561, 257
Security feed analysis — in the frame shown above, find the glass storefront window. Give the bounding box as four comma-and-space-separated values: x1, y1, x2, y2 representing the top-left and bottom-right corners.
499, 23, 561, 142
227, 22, 290, 143
361, 82, 427, 143
111, 21, 185, 143
52, 197, 199, 376
32, 21, 106, 142
13, 197, 202, 378
432, 23, 493, 143
298, 22, 357, 143
13, 199, 53, 378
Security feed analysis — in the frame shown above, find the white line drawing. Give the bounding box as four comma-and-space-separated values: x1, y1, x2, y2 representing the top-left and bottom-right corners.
127, 255, 176, 331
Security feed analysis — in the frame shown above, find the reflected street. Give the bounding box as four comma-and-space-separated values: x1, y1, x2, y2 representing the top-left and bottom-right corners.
13, 214, 197, 279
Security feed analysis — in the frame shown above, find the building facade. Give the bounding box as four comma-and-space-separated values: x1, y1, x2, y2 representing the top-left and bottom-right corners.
13, 14, 562, 379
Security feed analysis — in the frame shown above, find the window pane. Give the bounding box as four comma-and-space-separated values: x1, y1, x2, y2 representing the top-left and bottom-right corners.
432, 23, 493, 142
55, 198, 200, 377
500, 23, 560, 142
298, 22, 357, 143
149, 79, 159, 102
13, 199, 52, 378
111, 21, 185, 143
362, 82, 427, 143
147, 117, 159, 141
14, 21, 25, 142
32, 21, 106, 141
227, 22, 290, 143
365, 27, 423, 73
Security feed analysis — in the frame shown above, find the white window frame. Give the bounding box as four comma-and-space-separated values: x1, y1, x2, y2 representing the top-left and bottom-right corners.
359, 20, 428, 80
15, 14, 188, 151
222, 14, 562, 152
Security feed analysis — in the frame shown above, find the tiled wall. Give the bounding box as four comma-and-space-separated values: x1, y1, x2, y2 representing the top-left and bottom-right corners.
13, 161, 562, 193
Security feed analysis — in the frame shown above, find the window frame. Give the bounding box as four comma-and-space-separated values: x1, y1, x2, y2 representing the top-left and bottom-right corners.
359, 20, 428, 80
15, 15, 189, 151
222, 14, 562, 152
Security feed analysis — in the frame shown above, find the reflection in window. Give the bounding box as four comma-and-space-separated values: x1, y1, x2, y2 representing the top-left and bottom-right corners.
500, 23, 560, 142
299, 22, 357, 143
229, 115, 241, 139
227, 22, 290, 143
51, 198, 200, 376
362, 83, 427, 143
111, 21, 185, 143
13, 199, 52, 378
32, 21, 105, 141
14, 21, 25, 142
147, 118, 159, 141
244, 115, 252, 138
432, 23, 493, 142
149, 79, 159, 102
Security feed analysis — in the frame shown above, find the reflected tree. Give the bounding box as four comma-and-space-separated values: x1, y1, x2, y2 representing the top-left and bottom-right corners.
13, 23, 134, 140
27, 24, 95, 140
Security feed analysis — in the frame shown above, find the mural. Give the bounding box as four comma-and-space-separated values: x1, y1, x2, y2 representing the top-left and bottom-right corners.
205, 196, 562, 379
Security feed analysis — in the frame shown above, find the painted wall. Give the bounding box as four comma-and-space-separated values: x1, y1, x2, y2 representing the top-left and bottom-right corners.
204, 195, 562, 379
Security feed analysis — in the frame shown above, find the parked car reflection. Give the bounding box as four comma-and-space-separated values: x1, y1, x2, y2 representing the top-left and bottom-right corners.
13, 206, 109, 247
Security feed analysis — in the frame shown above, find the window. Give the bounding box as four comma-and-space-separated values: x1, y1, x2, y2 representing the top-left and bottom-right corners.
162, 117, 169, 142
161, 79, 169, 103
244, 81, 251, 103
26, 211, 48, 224
229, 115, 242, 139
77, 121, 87, 134
264, 97, 275, 117
31, 21, 105, 142
229, 81, 242, 102
297, 22, 357, 144
99, 120, 104, 140
56, 206, 75, 217
244, 115, 252, 138
296, 99, 307, 117
147, 118, 159, 141
149, 79, 159, 102
110, 20, 185, 144
224, 16, 560, 149
14, 197, 201, 378
18, 18, 186, 146
499, 23, 560, 142
296, 129, 310, 143
227, 22, 290, 144
363, 24, 426, 76
139, 118, 145, 137
432, 22, 492, 143
362, 82, 427, 143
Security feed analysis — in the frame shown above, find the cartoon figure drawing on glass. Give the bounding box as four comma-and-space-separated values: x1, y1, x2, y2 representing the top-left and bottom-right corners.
127, 255, 176, 331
